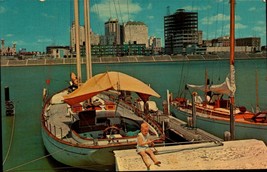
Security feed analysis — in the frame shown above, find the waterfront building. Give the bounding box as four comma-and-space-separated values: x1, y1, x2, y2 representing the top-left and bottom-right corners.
211, 36, 230, 47
91, 43, 146, 57
46, 46, 71, 58
148, 36, 155, 47
70, 22, 100, 52
236, 37, 261, 52
105, 18, 121, 45
164, 9, 198, 55
198, 31, 203, 46
152, 38, 162, 55
123, 21, 149, 47
70, 22, 85, 52
1, 39, 16, 56
204, 36, 261, 53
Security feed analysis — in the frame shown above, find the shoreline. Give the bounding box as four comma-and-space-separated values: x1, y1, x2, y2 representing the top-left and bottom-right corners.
0, 54, 265, 67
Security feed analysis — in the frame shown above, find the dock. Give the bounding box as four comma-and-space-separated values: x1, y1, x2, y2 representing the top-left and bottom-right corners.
151, 114, 223, 142
114, 139, 267, 171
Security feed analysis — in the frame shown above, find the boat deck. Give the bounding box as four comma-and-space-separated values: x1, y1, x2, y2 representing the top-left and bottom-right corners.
43, 91, 156, 147
45, 103, 72, 139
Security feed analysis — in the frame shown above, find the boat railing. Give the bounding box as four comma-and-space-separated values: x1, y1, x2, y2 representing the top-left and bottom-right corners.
44, 120, 65, 139
71, 127, 137, 146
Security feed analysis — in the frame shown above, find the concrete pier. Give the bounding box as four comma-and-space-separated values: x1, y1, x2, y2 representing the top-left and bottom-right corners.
114, 139, 267, 171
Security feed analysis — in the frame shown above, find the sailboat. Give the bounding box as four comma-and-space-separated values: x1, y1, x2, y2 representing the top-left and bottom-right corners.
41, 0, 164, 171
170, 0, 267, 144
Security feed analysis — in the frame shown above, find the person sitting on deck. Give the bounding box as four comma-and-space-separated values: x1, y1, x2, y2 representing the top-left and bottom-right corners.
136, 122, 161, 169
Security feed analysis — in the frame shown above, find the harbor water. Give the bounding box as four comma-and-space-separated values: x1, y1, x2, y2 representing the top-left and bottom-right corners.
1, 59, 267, 171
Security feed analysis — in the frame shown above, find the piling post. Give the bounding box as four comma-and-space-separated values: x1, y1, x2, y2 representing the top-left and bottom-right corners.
5, 86, 10, 101
191, 92, 197, 128
162, 100, 168, 115
5, 86, 15, 116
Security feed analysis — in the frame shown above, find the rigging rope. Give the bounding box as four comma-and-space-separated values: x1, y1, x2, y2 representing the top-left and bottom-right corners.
112, 0, 119, 22
108, 0, 112, 19
117, 0, 124, 23
2, 115, 16, 165
220, 1, 225, 38
95, 0, 102, 35
126, 0, 132, 44
4, 145, 67, 172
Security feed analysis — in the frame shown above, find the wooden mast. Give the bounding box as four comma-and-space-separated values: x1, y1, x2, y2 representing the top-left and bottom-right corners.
229, 0, 236, 140
74, 0, 82, 84
84, 0, 92, 79
255, 69, 259, 113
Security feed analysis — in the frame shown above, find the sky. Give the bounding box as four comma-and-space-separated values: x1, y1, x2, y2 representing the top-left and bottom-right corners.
0, 0, 266, 52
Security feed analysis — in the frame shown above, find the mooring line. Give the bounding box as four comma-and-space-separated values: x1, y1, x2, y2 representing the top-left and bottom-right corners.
5, 147, 66, 172
3, 115, 16, 165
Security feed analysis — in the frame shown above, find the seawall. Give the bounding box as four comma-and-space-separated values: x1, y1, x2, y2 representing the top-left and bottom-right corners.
1, 53, 265, 67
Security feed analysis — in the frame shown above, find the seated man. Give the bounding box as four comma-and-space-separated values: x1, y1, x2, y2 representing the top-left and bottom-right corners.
136, 122, 161, 169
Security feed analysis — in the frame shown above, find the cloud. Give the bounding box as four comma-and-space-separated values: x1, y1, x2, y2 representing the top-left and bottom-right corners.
13, 40, 26, 46
0, 6, 6, 13
201, 14, 241, 25
41, 12, 56, 19
91, 0, 141, 23
147, 16, 154, 20
201, 13, 228, 25
37, 38, 53, 43
6, 34, 14, 37
252, 20, 266, 36
182, 5, 211, 11
257, 21, 265, 25
235, 23, 247, 29
252, 26, 265, 32
248, 7, 256, 11
147, 3, 152, 10
224, 23, 247, 30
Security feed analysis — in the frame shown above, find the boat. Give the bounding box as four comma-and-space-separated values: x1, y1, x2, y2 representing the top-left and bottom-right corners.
169, 0, 267, 144
41, 0, 164, 171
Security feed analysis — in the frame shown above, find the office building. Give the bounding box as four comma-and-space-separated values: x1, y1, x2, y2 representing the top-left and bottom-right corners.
164, 9, 198, 54
105, 18, 121, 45
123, 21, 148, 47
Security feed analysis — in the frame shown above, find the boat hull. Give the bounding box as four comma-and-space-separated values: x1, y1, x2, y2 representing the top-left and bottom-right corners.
41, 126, 135, 171
170, 106, 267, 144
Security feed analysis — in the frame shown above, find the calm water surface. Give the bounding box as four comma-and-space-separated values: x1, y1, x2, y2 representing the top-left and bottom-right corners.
1, 59, 267, 171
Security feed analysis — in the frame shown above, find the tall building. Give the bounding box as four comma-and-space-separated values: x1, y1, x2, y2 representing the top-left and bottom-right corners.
70, 22, 85, 52
164, 9, 198, 54
123, 21, 148, 47
105, 18, 121, 45
70, 22, 100, 52
148, 36, 155, 47
152, 38, 162, 54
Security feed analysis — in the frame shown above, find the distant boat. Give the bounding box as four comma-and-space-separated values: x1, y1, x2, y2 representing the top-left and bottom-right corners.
41, 0, 164, 171
169, 0, 267, 144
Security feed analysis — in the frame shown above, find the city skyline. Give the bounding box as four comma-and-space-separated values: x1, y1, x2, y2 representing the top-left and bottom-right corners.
0, 0, 266, 52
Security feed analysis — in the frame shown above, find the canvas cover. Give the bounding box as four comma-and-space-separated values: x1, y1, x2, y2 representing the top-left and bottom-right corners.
63, 71, 160, 105
187, 75, 236, 96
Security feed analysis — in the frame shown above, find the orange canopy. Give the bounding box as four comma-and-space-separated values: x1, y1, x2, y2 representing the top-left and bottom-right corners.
63, 71, 160, 105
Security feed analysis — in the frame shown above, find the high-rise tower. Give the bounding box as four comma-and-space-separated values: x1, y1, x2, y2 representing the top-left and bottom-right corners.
164, 9, 198, 54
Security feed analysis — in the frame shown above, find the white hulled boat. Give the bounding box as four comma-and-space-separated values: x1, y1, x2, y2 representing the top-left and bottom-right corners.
41, 0, 164, 171
170, 0, 267, 144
